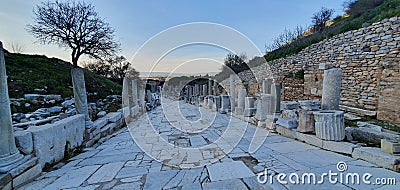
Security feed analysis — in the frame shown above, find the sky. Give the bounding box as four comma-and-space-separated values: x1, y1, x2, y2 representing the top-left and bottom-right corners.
0, 0, 347, 75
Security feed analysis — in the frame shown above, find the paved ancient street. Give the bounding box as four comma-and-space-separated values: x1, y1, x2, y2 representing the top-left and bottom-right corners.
21, 100, 400, 190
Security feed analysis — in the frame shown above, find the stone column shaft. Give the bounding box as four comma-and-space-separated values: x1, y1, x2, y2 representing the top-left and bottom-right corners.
321, 68, 342, 110
229, 74, 236, 108
0, 42, 19, 158
132, 80, 138, 106
71, 68, 93, 128
208, 79, 212, 95
270, 83, 281, 114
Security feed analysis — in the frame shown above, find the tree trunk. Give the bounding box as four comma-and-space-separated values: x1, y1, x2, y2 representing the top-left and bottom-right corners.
71, 68, 93, 128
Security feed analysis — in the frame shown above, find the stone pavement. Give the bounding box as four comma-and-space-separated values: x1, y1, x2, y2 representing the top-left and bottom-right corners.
21, 100, 400, 190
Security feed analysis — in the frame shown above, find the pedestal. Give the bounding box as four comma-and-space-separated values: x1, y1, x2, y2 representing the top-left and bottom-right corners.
314, 110, 345, 141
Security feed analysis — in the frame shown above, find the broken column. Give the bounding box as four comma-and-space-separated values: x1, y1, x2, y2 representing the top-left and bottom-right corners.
220, 94, 230, 114
255, 94, 272, 127
212, 95, 221, 112
229, 74, 236, 109
0, 41, 41, 188
122, 78, 131, 120
213, 81, 218, 96
270, 83, 281, 114
202, 85, 207, 97
131, 79, 139, 117
234, 88, 246, 115
244, 97, 256, 117
321, 68, 342, 110
138, 83, 146, 112
297, 100, 320, 133
0, 41, 23, 172
208, 79, 213, 95
71, 68, 93, 128
262, 78, 273, 94
314, 110, 345, 141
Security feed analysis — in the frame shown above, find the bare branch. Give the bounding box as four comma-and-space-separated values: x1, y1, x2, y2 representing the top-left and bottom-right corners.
27, 0, 120, 66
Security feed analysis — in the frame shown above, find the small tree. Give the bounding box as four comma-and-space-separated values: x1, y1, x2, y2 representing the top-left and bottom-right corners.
222, 53, 248, 74
9, 41, 25, 54
84, 56, 139, 84
311, 7, 334, 31
27, 0, 120, 67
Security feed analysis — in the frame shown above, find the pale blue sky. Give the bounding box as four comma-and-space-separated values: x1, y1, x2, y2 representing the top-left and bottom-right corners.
0, 0, 346, 74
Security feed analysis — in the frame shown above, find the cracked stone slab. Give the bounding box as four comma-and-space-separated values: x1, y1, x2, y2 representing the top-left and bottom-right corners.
202, 179, 248, 189
42, 165, 100, 189
206, 161, 254, 182
87, 162, 124, 184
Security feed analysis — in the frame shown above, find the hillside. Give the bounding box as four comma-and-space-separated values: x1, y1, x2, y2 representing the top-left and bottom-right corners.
4, 50, 122, 100
264, 0, 400, 63
214, 0, 400, 82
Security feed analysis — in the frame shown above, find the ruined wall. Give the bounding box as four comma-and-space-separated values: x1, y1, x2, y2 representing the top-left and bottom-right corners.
223, 16, 400, 125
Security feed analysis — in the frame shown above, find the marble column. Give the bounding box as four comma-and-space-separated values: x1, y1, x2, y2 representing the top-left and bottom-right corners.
131, 80, 138, 106
270, 83, 281, 114
139, 83, 146, 112
194, 84, 200, 96
0, 41, 23, 172
220, 94, 230, 114
122, 78, 131, 120
314, 110, 345, 141
71, 68, 93, 128
262, 78, 273, 94
244, 97, 256, 117
321, 68, 342, 110
213, 81, 218, 96
235, 88, 246, 115
229, 74, 236, 109
202, 85, 207, 97
255, 94, 272, 121
208, 79, 213, 95
212, 96, 221, 112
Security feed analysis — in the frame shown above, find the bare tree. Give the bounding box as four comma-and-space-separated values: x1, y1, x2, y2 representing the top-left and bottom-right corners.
9, 41, 25, 53
311, 7, 334, 31
27, 0, 120, 67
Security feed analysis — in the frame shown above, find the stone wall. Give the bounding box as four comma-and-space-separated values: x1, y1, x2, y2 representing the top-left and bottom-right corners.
223, 16, 400, 125
16, 112, 125, 168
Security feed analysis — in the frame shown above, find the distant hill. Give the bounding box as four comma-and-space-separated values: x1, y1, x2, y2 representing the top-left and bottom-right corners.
4, 50, 122, 100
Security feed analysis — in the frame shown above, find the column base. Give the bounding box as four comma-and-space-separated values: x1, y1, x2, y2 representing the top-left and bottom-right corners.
0, 155, 41, 189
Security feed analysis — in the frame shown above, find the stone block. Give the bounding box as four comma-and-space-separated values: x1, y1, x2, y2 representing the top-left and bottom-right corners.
12, 164, 41, 189
243, 108, 256, 117
381, 139, 400, 155
298, 100, 320, 111
295, 132, 323, 148
339, 105, 376, 116
14, 131, 33, 155
28, 122, 67, 168
105, 112, 122, 123
234, 107, 244, 115
58, 114, 85, 149
276, 125, 297, 139
297, 110, 315, 133
345, 127, 400, 145
322, 141, 359, 155
0, 173, 12, 189
101, 123, 117, 137
281, 109, 298, 119
276, 118, 298, 129
281, 101, 299, 110
318, 63, 333, 70
93, 118, 108, 129
352, 147, 400, 171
